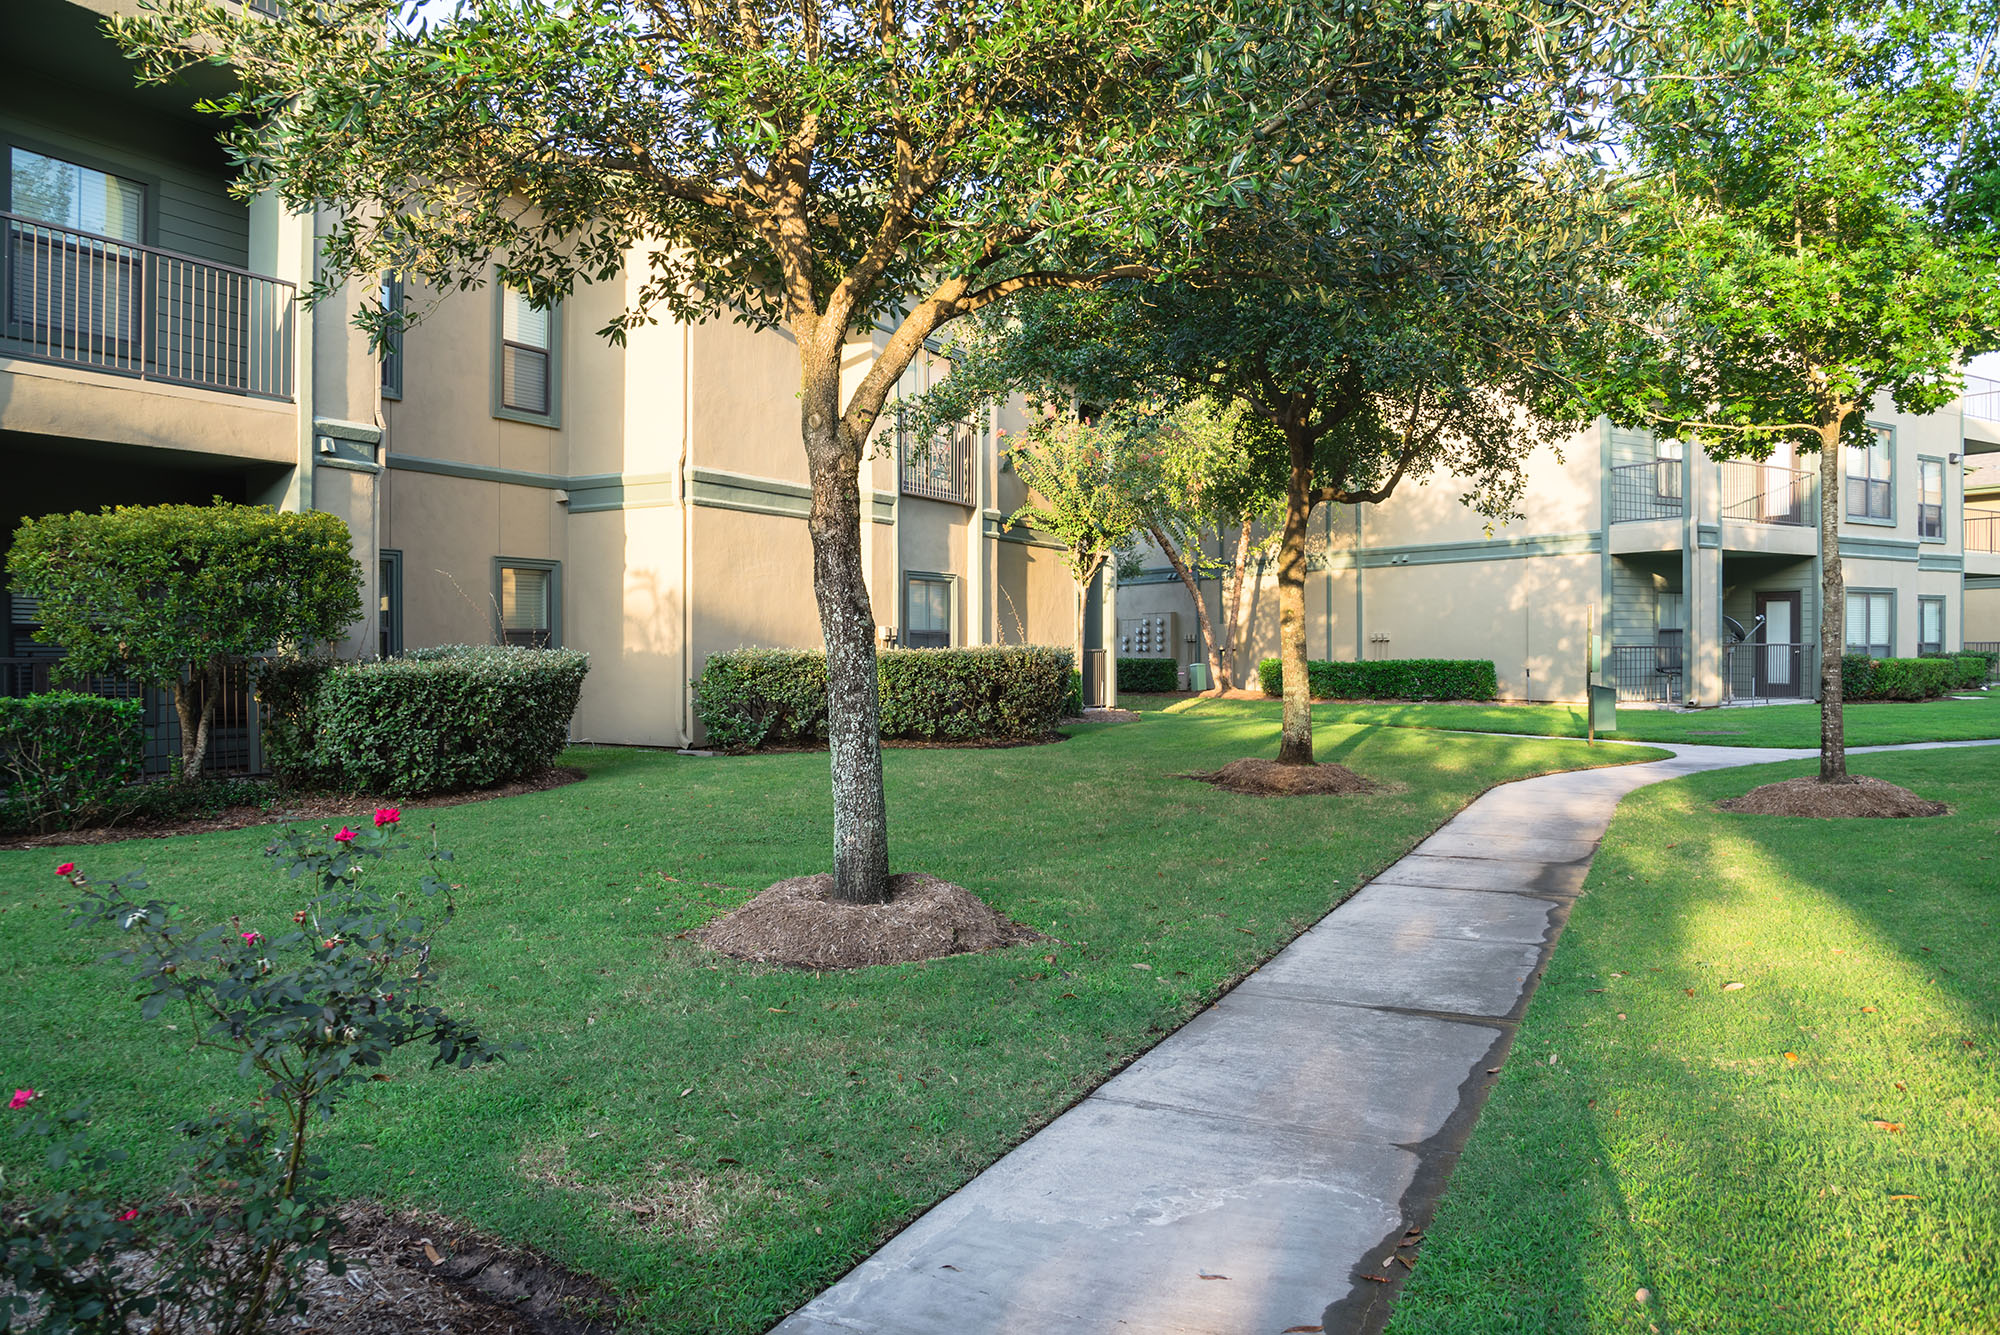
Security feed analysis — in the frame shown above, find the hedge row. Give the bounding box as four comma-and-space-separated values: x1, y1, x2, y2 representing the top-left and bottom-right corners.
259, 645, 590, 795
1117, 657, 1179, 693
1844, 653, 1989, 701
694, 646, 1074, 751
1257, 657, 1499, 701
0, 692, 144, 834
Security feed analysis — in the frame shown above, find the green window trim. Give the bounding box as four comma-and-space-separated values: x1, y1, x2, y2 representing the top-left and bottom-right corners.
1844, 423, 1895, 525
1844, 587, 1894, 658
492, 557, 562, 649
1916, 455, 1945, 543
380, 276, 405, 400
377, 549, 404, 659
491, 282, 562, 427
1917, 594, 1945, 656
903, 572, 956, 648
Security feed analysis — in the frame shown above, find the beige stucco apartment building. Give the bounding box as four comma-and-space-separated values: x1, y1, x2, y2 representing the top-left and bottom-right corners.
1120, 387, 2000, 705
3, 0, 1094, 751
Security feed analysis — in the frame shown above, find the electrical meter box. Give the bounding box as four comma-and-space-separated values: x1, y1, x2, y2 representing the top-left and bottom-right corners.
1117, 613, 1181, 659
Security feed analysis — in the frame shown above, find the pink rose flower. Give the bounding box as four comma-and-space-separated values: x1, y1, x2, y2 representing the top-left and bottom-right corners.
241, 931, 262, 946
8, 1089, 35, 1110
117, 1209, 139, 1222
55, 862, 75, 877
333, 828, 356, 844
324, 939, 339, 951
374, 807, 401, 828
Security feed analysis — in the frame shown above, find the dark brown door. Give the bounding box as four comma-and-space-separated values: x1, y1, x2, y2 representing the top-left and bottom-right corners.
1754, 592, 1803, 697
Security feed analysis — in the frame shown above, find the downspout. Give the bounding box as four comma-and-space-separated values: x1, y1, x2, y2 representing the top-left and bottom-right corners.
680, 317, 695, 746
1354, 504, 1366, 660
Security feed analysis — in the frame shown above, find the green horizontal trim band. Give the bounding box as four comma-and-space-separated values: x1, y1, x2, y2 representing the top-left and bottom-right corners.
1317, 531, 1602, 571
980, 512, 1065, 550
1838, 536, 1922, 562
568, 474, 679, 515
688, 467, 895, 525
1697, 525, 1721, 550
1966, 574, 2000, 589
1120, 568, 1187, 585
315, 456, 382, 476
386, 452, 568, 489
313, 417, 382, 444
1917, 553, 1964, 573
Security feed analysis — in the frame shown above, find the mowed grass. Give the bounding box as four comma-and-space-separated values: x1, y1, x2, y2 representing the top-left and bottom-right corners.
1124, 686, 2000, 748
1389, 746, 2000, 1335
0, 708, 1664, 1333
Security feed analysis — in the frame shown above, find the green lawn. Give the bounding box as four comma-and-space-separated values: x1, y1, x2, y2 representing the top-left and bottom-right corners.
0, 708, 1663, 1333
1123, 687, 2000, 748
1389, 746, 2000, 1335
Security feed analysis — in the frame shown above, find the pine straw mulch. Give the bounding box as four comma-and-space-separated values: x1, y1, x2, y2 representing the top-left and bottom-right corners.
1717, 775, 1950, 819
0, 769, 587, 851
697, 872, 1042, 970
1184, 757, 1382, 797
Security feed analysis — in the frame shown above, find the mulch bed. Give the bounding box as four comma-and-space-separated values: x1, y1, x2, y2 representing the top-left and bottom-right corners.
278, 1204, 619, 1335
697, 872, 1042, 970
0, 768, 587, 851
1718, 775, 1949, 819
1186, 757, 1380, 797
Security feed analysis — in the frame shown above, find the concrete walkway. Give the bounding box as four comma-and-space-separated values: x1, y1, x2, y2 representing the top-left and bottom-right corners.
771, 740, 1986, 1335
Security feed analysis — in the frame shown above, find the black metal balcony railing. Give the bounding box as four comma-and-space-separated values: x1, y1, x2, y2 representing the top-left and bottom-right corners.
1720, 459, 1811, 526
1967, 507, 2000, 554
899, 423, 974, 505
1609, 462, 1683, 523
1606, 642, 1683, 703
1724, 642, 1814, 703
1, 212, 295, 401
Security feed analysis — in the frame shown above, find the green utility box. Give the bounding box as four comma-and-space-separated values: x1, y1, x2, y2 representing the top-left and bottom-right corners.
1186, 662, 1211, 692
1589, 683, 1617, 734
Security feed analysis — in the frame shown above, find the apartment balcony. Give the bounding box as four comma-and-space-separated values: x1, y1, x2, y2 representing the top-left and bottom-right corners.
0, 213, 300, 465
1608, 459, 1816, 556
1966, 374, 2000, 451
1968, 505, 2000, 579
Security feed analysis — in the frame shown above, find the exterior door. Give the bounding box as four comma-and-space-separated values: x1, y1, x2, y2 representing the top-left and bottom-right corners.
1762, 441, 1802, 523
1755, 592, 1802, 697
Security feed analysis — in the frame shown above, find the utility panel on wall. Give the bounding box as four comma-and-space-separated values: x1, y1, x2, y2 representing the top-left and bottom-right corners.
1118, 613, 1179, 658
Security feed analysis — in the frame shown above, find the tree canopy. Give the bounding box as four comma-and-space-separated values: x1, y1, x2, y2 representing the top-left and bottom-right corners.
1600, 0, 2000, 780
7, 503, 363, 778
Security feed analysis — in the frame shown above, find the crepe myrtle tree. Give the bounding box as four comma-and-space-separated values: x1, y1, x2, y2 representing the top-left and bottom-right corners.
115, 0, 1642, 897
1002, 408, 1150, 682
6, 503, 363, 779
1598, 0, 2000, 782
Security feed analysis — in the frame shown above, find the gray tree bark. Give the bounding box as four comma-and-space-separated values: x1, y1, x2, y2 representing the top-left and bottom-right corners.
801, 348, 891, 903
1815, 410, 1851, 782
1275, 427, 1316, 766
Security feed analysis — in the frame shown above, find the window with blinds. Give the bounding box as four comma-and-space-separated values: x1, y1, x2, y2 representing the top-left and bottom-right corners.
904, 575, 952, 648
1845, 590, 1892, 658
1844, 428, 1893, 521
1919, 596, 1945, 656
499, 564, 555, 648
500, 285, 552, 416
380, 276, 404, 398
1918, 459, 1943, 540
7, 149, 146, 349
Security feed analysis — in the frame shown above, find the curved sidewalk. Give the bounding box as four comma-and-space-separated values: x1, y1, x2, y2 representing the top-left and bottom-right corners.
771, 740, 1983, 1335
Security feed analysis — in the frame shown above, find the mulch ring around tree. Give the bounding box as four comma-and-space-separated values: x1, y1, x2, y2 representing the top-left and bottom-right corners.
1717, 775, 1950, 819
697, 872, 1043, 970
0, 768, 587, 851
1184, 757, 1382, 797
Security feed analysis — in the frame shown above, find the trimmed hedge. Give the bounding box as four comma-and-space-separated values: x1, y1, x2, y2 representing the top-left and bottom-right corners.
262, 646, 589, 795
1257, 657, 1499, 701
1842, 653, 1981, 701
0, 692, 143, 834
1117, 657, 1180, 693
694, 646, 1074, 752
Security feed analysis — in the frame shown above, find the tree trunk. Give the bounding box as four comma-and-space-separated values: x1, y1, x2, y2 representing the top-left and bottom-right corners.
800, 349, 891, 904
1216, 516, 1255, 693
1275, 428, 1316, 766
171, 666, 216, 782
1149, 522, 1223, 695
1816, 411, 1850, 782
1074, 553, 1104, 708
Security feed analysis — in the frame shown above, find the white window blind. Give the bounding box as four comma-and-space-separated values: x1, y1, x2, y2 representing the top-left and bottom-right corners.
1845, 591, 1892, 657
500, 566, 551, 647
9, 149, 143, 241
500, 286, 551, 415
